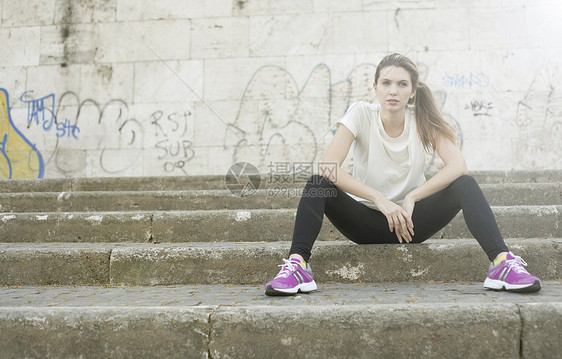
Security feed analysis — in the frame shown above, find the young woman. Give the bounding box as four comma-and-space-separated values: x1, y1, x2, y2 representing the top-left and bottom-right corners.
264, 53, 541, 296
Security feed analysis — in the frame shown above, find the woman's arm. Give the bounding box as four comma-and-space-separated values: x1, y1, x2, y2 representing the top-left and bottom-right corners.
404, 136, 468, 204
320, 124, 384, 203
321, 124, 414, 243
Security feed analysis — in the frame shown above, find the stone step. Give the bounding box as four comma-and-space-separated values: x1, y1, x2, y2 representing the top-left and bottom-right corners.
1, 206, 560, 243
1, 170, 561, 193
1, 283, 560, 358
0, 239, 559, 286
3, 282, 560, 309
0, 182, 560, 213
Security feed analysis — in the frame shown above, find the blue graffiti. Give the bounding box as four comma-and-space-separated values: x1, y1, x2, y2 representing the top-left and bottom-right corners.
442, 72, 489, 89
56, 118, 80, 139
21, 91, 80, 141
0, 133, 11, 178
20, 90, 55, 131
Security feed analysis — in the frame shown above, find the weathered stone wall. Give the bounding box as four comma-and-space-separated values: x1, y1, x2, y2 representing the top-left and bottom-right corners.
1, 0, 561, 178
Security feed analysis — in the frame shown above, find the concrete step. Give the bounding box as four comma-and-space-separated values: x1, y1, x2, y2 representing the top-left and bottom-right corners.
0, 182, 560, 213
1, 206, 560, 243
0, 239, 559, 286
0, 189, 298, 212
1, 170, 561, 193
3, 282, 560, 309
0, 283, 560, 358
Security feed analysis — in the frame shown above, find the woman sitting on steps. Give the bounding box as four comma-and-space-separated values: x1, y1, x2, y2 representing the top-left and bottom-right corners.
264, 53, 541, 296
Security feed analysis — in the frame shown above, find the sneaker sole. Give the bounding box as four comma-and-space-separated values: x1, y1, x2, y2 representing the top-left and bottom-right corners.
264, 281, 318, 296
484, 278, 542, 293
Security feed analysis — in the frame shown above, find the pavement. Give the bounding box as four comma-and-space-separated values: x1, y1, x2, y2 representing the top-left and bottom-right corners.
2, 282, 561, 358
1, 281, 561, 308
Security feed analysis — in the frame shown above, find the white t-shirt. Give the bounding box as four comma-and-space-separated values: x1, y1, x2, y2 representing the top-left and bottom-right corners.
336, 101, 426, 210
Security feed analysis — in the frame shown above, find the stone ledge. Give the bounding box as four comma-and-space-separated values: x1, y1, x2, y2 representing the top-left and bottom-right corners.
0, 239, 559, 286
0, 212, 153, 243
2, 282, 561, 307
1, 170, 560, 192
520, 303, 562, 358
0, 182, 559, 212
108, 239, 561, 285
0, 302, 559, 358
209, 304, 521, 358
0, 243, 113, 286
1, 206, 560, 243
0, 307, 210, 359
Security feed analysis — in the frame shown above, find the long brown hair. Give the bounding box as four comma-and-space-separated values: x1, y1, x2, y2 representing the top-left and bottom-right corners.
374, 53, 456, 152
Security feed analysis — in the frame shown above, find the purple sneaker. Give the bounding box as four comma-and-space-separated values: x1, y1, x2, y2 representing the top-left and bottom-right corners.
265, 258, 317, 296
484, 252, 541, 293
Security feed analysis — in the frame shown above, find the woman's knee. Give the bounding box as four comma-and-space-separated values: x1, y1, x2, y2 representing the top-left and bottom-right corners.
306, 174, 334, 189
447, 174, 480, 198
450, 174, 478, 188
303, 175, 338, 199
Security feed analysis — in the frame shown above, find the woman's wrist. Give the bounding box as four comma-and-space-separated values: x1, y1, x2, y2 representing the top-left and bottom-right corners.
370, 190, 386, 206
404, 191, 418, 203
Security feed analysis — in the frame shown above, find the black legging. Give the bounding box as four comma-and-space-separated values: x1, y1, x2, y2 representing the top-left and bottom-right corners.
290, 174, 509, 262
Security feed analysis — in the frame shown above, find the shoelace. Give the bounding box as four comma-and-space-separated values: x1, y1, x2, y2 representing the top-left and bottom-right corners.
505, 255, 530, 274
274, 258, 298, 279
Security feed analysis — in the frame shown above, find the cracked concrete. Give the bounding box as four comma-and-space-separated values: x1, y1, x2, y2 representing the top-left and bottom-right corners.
1, 239, 560, 286
3, 282, 559, 358
4, 282, 558, 358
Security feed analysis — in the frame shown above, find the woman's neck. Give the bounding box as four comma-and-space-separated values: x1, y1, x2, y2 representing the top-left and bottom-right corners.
380, 108, 406, 138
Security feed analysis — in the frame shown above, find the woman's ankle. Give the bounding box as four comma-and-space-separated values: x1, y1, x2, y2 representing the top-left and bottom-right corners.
493, 251, 508, 265
289, 253, 305, 263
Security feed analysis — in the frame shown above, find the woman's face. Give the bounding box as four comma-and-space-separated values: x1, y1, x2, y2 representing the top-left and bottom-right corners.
374, 66, 416, 112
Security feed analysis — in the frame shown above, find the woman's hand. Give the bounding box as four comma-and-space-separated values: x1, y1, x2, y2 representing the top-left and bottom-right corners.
401, 195, 416, 237
374, 196, 414, 243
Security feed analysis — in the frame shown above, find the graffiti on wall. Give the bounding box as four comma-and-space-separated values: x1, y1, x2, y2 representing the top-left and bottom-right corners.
63, 92, 144, 175
151, 110, 195, 175
21, 91, 82, 140
3, 62, 559, 179
20, 91, 56, 132
464, 100, 494, 117
5, 87, 195, 178
442, 72, 490, 89
224, 63, 386, 171
1, 86, 197, 178
0, 88, 45, 179
20, 91, 144, 176
515, 64, 562, 169
224, 64, 336, 170
224, 63, 464, 173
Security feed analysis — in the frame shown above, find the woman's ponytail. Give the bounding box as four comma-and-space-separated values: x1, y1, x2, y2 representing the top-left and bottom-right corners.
413, 81, 456, 152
